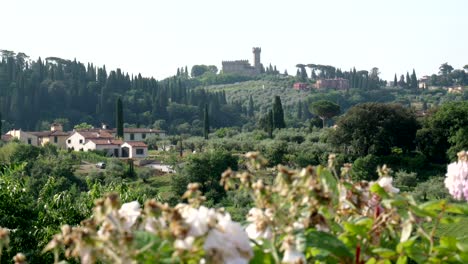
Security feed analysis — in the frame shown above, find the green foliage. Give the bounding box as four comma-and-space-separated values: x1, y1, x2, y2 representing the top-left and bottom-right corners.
74, 122, 93, 130
331, 103, 419, 157
352, 154, 380, 181
309, 100, 341, 127
171, 150, 238, 204
116, 97, 124, 138
272, 96, 286, 129
417, 101, 468, 163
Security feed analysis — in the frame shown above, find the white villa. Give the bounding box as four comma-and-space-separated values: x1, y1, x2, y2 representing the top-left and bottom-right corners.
4, 124, 155, 159
110, 128, 165, 141
66, 129, 148, 158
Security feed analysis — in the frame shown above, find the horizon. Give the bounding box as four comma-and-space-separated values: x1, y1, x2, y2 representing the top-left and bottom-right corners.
2, 0, 467, 81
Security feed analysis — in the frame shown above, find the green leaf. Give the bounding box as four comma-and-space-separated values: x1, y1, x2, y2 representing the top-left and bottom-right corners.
370, 183, 389, 199
446, 203, 468, 214
396, 256, 408, 264
250, 246, 275, 264
419, 199, 446, 212
372, 248, 397, 258
305, 230, 353, 262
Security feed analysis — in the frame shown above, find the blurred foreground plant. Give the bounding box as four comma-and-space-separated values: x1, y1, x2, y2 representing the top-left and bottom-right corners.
44, 152, 468, 263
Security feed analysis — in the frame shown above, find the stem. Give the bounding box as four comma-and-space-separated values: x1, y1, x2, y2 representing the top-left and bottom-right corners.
429, 204, 446, 253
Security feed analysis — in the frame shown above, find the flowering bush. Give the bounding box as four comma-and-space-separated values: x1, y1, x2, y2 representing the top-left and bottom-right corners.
20, 152, 468, 263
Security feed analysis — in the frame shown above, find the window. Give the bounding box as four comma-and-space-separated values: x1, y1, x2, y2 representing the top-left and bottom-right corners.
54, 136, 58, 143
142, 133, 146, 139
27, 138, 32, 144
136, 149, 144, 155
67, 139, 71, 144
79, 139, 83, 144
130, 133, 135, 140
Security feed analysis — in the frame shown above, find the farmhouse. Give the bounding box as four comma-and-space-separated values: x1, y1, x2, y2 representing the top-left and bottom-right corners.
111, 128, 165, 141
6, 124, 70, 148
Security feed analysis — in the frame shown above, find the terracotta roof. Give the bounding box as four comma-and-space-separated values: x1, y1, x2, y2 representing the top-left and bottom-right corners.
30, 131, 70, 137
111, 128, 164, 133
123, 141, 148, 147
1, 135, 13, 141
77, 130, 114, 139
88, 139, 123, 145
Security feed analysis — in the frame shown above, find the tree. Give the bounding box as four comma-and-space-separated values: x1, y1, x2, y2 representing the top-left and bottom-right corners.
203, 104, 209, 140
296, 64, 308, 81
416, 101, 468, 162
248, 95, 254, 118
394, 74, 398, 87
410, 69, 418, 89
309, 100, 341, 128
439, 62, 454, 76
116, 97, 124, 138
272, 96, 286, 129
171, 150, 238, 203
330, 103, 419, 157
74, 122, 93, 130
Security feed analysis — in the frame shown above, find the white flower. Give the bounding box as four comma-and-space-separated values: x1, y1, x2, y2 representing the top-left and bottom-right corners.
282, 248, 306, 264
143, 217, 166, 233
178, 205, 217, 237
204, 213, 253, 264
444, 159, 468, 200
245, 223, 273, 241
118, 201, 141, 229
377, 177, 399, 193
174, 236, 195, 250
245, 208, 273, 241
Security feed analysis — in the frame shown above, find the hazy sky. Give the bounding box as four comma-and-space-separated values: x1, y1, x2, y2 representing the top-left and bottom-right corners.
2, 0, 467, 81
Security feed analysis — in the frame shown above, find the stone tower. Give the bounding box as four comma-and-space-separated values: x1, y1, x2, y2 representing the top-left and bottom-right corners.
252, 47, 261, 71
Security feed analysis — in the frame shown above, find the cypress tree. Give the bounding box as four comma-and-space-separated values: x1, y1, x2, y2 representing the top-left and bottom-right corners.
272, 96, 286, 129
297, 102, 303, 120
248, 95, 254, 117
203, 103, 209, 139
411, 69, 418, 89
394, 74, 398, 87
406, 72, 411, 88
267, 109, 273, 139
116, 97, 124, 138
0, 112, 2, 134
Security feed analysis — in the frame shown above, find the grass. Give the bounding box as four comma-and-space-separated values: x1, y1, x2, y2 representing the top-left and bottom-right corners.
147, 173, 173, 200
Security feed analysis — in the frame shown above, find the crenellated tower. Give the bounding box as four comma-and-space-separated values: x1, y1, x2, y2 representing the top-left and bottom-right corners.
252, 47, 261, 71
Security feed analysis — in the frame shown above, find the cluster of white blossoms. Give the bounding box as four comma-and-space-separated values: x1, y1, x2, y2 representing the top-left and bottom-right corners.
444, 151, 468, 201
117, 202, 253, 264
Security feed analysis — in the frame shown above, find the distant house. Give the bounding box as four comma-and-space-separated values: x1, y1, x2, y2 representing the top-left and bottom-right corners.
121, 141, 148, 158
66, 129, 148, 158
293, 82, 309, 91
66, 129, 114, 152
84, 139, 124, 157
111, 128, 165, 141
6, 130, 40, 146
7, 124, 70, 148
419, 76, 430, 89
315, 78, 350, 90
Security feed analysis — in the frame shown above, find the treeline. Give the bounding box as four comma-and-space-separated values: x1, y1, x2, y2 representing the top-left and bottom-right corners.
0, 50, 251, 133
295, 64, 387, 90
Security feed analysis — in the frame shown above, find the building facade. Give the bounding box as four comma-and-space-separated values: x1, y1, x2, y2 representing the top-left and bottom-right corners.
222, 47, 263, 76
315, 78, 350, 90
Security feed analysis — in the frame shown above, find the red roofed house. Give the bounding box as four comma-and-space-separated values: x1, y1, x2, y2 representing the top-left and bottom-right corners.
66, 129, 148, 158
293, 82, 309, 91
121, 141, 148, 158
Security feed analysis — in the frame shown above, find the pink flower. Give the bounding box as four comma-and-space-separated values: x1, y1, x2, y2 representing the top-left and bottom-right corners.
445, 156, 468, 201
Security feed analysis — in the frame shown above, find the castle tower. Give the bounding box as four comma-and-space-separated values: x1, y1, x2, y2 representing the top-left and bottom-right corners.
252, 47, 261, 71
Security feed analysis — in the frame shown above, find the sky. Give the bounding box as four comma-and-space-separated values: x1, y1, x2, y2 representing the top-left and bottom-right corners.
2, 0, 467, 81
